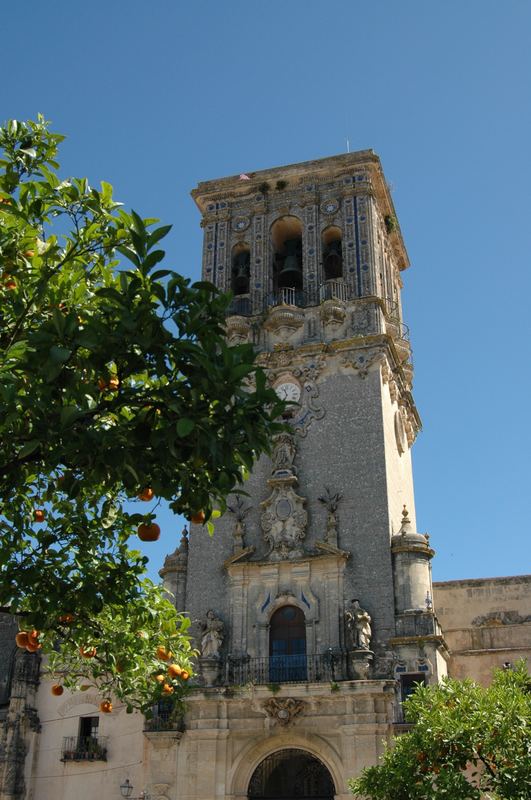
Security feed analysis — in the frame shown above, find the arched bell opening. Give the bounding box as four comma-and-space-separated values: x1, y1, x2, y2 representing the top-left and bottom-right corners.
269, 605, 307, 682
231, 242, 251, 296
270, 216, 303, 292
322, 226, 343, 281
248, 748, 335, 800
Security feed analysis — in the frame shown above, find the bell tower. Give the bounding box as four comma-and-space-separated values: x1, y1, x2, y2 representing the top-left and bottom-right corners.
160, 152, 448, 800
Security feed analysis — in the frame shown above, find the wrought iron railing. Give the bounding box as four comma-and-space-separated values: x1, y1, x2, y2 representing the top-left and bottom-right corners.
224, 652, 347, 686
318, 280, 350, 302
143, 704, 184, 732
265, 287, 308, 308
227, 295, 253, 316
60, 735, 108, 762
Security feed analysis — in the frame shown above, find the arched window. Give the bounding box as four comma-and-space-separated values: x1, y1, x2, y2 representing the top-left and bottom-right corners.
231, 242, 251, 296
322, 226, 343, 281
270, 216, 303, 292
269, 605, 307, 682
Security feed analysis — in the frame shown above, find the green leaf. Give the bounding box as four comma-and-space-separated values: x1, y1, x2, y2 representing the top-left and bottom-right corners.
60, 405, 81, 428
49, 345, 72, 364
206, 521, 215, 537
147, 224, 172, 249
176, 418, 195, 437
17, 440, 40, 458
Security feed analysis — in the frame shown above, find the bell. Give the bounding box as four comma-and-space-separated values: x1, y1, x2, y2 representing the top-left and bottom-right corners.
323, 240, 342, 280
232, 253, 250, 294
277, 238, 302, 289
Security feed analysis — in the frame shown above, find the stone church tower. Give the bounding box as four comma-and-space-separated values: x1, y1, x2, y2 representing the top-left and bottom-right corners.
159, 151, 448, 800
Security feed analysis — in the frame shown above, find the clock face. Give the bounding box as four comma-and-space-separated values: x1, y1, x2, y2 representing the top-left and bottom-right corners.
275, 381, 301, 403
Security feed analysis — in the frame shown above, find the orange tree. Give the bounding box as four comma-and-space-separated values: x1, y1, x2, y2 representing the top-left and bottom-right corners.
0, 116, 285, 713
349, 661, 531, 800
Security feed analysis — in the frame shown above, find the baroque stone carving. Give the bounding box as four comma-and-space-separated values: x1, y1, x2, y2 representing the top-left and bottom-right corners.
200, 611, 224, 658
227, 495, 251, 552
320, 298, 346, 327
472, 610, 531, 627
342, 347, 384, 379
263, 697, 305, 726
225, 315, 251, 345
261, 432, 307, 560
318, 487, 342, 548
345, 599, 372, 650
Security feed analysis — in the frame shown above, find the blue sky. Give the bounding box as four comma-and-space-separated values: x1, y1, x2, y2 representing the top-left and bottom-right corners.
3, 1, 530, 582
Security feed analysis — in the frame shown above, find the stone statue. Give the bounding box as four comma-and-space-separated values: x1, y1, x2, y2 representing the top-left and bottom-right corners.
227, 495, 251, 552
200, 610, 224, 658
318, 487, 342, 546
272, 432, 297, 473
345, 599, 372, 650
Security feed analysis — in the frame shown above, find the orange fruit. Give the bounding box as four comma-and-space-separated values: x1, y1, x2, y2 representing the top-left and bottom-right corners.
33, 509, 45, 523
58, 613, 75, 624
108, 376, 120, 391
156, 646, 169, 660
22, 250, 35, 258
190, 511, 206, 525
162, 683, 174, 695
26, 641, 41, 653
5, 279, 17, 290
80, 646, 97, 658
138, 487, 154, 502
181, 670, 190, 681
167, 663, 183, 678
155, 674, 165, 683
137, 522, 160, 542
51, 684, 64, 696
99, 700, 112, 713
15, 632, 29, 649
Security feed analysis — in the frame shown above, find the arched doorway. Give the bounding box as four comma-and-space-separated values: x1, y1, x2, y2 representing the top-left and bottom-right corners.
248, 748, 335, 800
269, 605, 307, 682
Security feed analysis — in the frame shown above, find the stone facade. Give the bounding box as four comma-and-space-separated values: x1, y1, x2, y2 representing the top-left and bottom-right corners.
2, 152, 529, 800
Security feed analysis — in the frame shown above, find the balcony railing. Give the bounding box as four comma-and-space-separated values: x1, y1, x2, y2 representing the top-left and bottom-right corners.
143, 704, 184, 733
61, 735, 108, 762
224, 652, 347, 686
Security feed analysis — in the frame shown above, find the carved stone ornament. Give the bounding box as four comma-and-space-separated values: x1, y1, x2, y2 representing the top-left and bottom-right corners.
200, 610, 224, 659
263, 305, 305, 337
318, 487, 342, 548
263, 697, 305, 726
261, 482, 307, 561
394, 408, 407, 454
381, 357, 399, 403
320, 297, 346, 327
225, 314, 251, 345
227, 495, 251, 553
342, 348, 384, 379
261, 431, 307, 560
472, 610, 531, 627
291, 379, 325, 437
345, 599, 372, 650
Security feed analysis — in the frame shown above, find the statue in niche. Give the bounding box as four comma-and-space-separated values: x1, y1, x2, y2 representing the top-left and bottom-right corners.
318, 487, 342, 547
272, 431, 297, 474
227, 495, 250, 552
345, 599, 372, 650
200, 610, 224, 659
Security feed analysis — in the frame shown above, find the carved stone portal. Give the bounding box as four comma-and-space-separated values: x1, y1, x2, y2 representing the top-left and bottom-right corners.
263, 697, 305, 726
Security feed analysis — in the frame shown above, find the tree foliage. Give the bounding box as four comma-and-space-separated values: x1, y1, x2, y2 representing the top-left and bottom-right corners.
0, 116, 285, 711
349, 662, 531, 800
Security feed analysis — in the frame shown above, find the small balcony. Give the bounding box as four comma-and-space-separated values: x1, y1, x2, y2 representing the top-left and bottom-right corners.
60, 735, 108, 762
224, 652, 347, 686
143, 703, 184, 733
